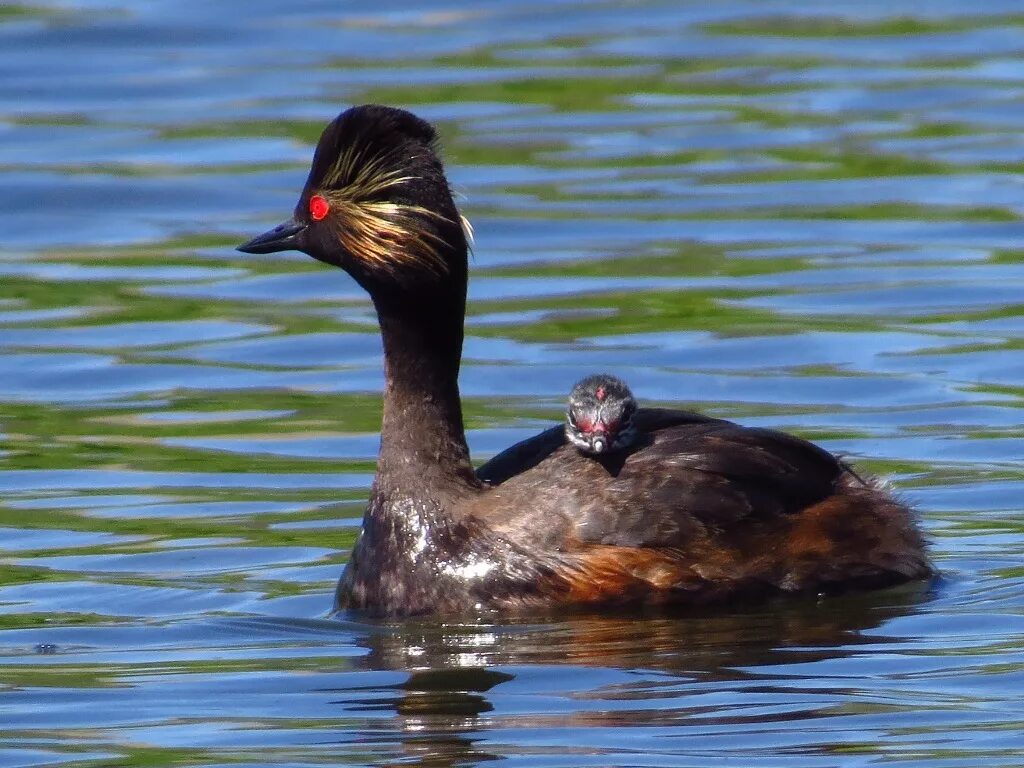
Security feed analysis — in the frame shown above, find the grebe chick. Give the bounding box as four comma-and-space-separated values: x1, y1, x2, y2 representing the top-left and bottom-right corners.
566, 374, 637, 455
238, 104, 932, 618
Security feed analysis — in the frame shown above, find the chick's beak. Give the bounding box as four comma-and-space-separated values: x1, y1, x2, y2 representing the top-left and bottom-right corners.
589, 421, 609, 453
237, 219, 307, 254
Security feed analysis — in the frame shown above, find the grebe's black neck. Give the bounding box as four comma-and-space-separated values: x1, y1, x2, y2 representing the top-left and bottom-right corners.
370, 263, 479, 498
236, 104, 481, 503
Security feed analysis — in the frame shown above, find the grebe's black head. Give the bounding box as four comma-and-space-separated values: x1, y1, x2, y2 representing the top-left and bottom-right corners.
565, 374, 637, 455
237, 105, 470, 290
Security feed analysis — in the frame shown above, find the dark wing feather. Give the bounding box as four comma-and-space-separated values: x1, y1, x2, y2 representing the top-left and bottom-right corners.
646, 424, 842, 509
476, 424, 564, 486
476, 409, 846, 550
477, 408, 721, 486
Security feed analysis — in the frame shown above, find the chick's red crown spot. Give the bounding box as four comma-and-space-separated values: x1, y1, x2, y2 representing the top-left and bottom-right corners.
309, 195, 330, 221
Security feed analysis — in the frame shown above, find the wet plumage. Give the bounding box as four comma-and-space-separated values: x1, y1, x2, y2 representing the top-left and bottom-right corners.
238, 104, 932, 618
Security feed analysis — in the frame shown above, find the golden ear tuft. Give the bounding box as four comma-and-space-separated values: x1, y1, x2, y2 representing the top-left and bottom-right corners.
316, 143, 461, 276
459, 213, 474, 247
320, 195, 455, 275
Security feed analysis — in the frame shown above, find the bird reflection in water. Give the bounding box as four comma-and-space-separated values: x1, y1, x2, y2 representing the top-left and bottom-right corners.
328, 582, 933, 766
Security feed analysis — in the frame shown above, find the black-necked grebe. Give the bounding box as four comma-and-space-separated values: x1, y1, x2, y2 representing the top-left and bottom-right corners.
238, 104, 932, 618
566, 374, 637, 455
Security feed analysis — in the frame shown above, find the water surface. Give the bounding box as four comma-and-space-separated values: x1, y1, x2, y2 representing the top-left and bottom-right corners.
1, 2, 1022, 766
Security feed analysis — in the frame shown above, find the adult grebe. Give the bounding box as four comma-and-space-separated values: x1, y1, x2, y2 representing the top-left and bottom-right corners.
238, 104, 931, 617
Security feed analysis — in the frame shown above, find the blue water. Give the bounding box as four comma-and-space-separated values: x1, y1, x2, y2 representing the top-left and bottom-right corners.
1, 2, 1023, 766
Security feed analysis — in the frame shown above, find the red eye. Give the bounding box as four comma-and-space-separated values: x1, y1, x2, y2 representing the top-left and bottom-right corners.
309, 195, 330, 221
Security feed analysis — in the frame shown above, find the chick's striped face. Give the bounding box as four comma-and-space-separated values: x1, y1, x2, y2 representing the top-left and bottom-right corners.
565, 377, 638, 456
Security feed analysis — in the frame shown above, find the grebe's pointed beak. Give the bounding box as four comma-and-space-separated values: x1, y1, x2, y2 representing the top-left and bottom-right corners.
237, 218, 306, 254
